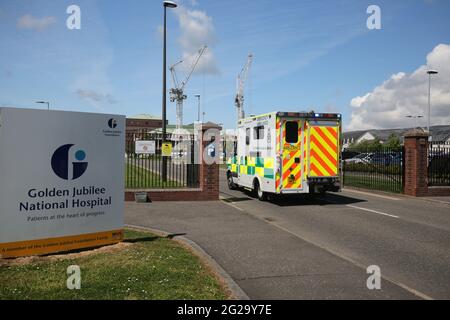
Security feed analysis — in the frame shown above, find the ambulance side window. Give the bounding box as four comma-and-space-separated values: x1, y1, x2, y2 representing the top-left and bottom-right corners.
253, 126, 265, 140
246, 128, 250, 145
285, 121, 298, 143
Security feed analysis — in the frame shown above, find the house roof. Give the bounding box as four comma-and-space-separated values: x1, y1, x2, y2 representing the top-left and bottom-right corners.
342, 130, 370, 141
343, 125, 450, 143
430, 125, 450, 141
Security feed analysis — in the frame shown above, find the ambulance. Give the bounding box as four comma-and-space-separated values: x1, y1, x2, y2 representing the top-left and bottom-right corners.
227, 111, 342, 200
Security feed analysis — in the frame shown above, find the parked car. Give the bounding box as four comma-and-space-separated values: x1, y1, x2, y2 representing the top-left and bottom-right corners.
390, 153, 403, 166
370, 153, 392, 166
345, 153, 372, 164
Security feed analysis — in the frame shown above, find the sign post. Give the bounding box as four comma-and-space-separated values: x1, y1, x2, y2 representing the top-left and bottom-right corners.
0, 108, 125, 258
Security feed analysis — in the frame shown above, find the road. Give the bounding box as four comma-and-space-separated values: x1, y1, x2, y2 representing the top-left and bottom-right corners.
219, 170, 450, 299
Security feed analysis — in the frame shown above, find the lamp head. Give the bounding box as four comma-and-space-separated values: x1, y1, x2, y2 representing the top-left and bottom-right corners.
163, 1, 178, 8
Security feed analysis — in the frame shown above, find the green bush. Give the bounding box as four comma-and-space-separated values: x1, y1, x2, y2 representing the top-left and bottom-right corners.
344, 162, 402, 174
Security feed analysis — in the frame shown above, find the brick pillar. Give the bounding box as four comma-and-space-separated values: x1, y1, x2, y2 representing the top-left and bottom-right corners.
198, 123, 221, 200
404, 130, 429, 197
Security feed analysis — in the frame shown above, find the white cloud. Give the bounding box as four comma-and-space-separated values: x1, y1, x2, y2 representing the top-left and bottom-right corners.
76, 89, 117, 104
350, 93, 371, 108
17, 14, 56, 31
348, 44, 450, 130
174, 6, 218, 75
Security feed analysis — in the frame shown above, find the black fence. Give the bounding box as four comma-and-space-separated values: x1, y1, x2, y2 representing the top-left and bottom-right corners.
125, 130, 200, 189
342, 146, 404, 193
428, 141, 450, 186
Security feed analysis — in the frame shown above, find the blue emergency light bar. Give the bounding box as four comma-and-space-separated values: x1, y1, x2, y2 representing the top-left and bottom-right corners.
277, 112, 341, 119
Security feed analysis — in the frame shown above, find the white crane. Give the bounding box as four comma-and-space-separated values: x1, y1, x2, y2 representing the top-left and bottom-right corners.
170, 45, 208, 130
235, 53, 253, 122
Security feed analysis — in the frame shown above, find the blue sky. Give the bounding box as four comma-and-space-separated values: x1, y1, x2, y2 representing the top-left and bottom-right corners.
1, 0, 450, 131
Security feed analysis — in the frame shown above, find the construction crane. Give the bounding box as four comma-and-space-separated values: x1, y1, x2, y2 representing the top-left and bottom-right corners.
170, 45, 208, 130
235, 53, 253, 122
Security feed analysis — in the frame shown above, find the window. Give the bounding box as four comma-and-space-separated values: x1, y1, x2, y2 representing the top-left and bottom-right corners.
285, 121, 299, 143
253, 126, 265, 140
246, 128, 250, 145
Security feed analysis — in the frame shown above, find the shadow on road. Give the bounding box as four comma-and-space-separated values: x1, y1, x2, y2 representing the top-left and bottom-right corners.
222, 196, 253, 203
220, 185, 367, 207
269, 193, 367, 207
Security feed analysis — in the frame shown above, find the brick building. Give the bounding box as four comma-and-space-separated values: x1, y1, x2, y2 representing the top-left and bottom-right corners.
126, 114, 166, 133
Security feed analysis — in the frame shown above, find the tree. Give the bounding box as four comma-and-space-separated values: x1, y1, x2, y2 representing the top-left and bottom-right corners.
385, 134, 401, 149
350, 138, 382, 151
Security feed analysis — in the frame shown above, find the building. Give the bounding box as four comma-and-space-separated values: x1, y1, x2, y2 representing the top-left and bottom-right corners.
342, 125, 450, 148
148, 122, 221, 138
126, 114, 166, 134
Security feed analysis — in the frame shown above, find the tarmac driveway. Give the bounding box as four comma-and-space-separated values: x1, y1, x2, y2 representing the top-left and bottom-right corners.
125, 200, 419, 299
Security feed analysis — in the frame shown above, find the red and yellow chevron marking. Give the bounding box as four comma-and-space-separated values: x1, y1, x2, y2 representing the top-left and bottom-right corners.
276, 118, 282, 192
282, 121, 302, 189
303, 121, 308, 180
282, 149, 302, 189
309, 126, 339, 177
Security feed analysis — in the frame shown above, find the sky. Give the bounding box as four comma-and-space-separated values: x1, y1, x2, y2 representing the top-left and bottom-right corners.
1, 0, 450, 131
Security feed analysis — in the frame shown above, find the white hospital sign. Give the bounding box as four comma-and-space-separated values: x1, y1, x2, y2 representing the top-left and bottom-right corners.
0, 108, 125, 258
135, 140, 156, 155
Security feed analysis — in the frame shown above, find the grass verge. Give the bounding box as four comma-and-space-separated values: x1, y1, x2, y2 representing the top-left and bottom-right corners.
125, 163, 182, 189
344, 174, 402, 194
0, 229, 228, 300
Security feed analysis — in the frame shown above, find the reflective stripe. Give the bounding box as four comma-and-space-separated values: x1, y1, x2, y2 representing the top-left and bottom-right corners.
309, 126, 339, 176
276, 118, 281, 192
281, 120, 303, 190
229, 156, 275, 180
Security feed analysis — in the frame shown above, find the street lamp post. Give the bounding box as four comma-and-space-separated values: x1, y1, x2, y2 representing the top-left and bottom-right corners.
427, 69, 438, 141
162, 1, 177, 182
36, 101, 50, 110
195, 94, 201, 122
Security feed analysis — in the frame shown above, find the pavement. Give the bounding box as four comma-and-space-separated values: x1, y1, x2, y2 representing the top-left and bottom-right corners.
124, 172, 450, 300
423, 196, 450, 205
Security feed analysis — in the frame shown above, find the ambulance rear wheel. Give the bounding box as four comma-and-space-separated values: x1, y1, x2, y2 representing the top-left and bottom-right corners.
227, 172, 237, 190
254, 180, 267, 201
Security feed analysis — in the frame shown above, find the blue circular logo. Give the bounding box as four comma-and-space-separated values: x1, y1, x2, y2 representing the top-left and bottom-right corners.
51, 144, 88, 180
75, 150, 86, 161
108, 118, 117, 129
